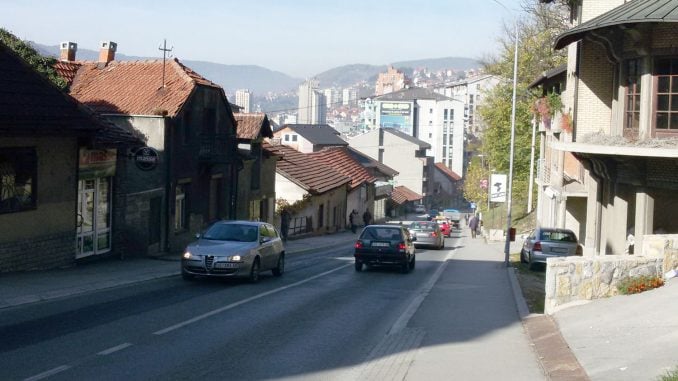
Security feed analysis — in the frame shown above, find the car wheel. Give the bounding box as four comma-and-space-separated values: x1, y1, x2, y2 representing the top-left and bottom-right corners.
409, 255, 416, 270
527, 253, 537, 271
272, 254, 285, 277
520, 249, 528, 264
249, 258, 261, 283
354, 260, 363, 272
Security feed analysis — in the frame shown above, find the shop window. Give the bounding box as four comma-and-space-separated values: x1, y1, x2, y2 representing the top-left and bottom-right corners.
0, 147, 36, 214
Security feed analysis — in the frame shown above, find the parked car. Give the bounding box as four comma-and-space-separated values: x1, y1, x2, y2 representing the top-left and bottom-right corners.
414, 204, 426, 214
181, 220, 285, 282
520, 227, 582, 269
354, 225, 416, 273
409, 221, 445, 250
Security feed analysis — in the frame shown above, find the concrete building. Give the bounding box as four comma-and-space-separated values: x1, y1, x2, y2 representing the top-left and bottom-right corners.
342, 87, 357, 106
375, 65, 407, 96
272, 124, 347, 153
540, 0, 678, 256
435, 74, 500, 135
298, 79, 326, 124
235, 89, 251, 113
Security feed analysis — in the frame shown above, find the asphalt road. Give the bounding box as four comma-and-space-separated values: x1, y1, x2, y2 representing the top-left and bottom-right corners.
0, 234, 544, 381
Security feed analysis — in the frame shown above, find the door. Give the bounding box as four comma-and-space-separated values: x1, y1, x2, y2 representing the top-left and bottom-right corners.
76, 177, 112, 258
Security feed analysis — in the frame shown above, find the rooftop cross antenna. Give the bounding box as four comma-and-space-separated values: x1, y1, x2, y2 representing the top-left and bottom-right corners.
158, 39, 173, 88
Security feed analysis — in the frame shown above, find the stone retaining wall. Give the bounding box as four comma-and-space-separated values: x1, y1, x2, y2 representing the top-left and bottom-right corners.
544, 255, 664, 314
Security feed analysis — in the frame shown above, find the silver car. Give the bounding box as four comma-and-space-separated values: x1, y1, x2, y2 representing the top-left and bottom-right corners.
408, 221, 445, 250
181, 221, 285, 282
520, 227, 582, 269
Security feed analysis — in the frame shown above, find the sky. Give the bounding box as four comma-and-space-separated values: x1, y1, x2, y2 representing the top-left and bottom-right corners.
1, 0, 524, 78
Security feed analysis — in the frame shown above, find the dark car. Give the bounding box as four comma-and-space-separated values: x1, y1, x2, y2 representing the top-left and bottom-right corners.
520, 227, 582, 269
182, 220, 285, 282
409, 221, 445, 250
354, 225, 416, 273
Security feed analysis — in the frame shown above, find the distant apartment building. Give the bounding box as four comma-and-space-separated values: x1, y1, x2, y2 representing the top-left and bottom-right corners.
375, 66, 408, 96
298, 79, 326, 124
235, 89, 251, 113
434, 74, 499, 135
323, 88, 340, 110
342, 88, 357, 106
372, 87, 466, 177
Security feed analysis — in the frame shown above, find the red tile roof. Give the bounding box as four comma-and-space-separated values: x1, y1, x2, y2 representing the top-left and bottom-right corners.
391, 185, 422, 205
434, 162, 462, 181
53, 60, 81, 86
266, 144, 350, 194
308, 147, 377, 190
67, 58, 221, 116
235, 113, 273, 140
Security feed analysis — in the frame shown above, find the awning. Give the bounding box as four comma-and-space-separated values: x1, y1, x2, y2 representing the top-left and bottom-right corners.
554, 0, 678, 49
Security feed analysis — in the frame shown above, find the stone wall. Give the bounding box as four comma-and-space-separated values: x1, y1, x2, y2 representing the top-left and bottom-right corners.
545, 255, 663, 314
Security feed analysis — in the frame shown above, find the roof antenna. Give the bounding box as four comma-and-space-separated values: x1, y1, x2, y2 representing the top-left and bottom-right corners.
158, 39, 173, 88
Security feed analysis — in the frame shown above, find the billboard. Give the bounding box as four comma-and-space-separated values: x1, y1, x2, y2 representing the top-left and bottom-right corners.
378, 102, 413, 135
490, 174, 507, 203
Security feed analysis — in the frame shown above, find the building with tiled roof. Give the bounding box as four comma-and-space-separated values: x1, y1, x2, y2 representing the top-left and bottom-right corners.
272, 123, 347, 153
431, 163, 465, 210
234, 113, 277, 223
55, 40, 239, 257
0, 40, 138, 272
266, 143, 350, 235
391, 186, 423, 205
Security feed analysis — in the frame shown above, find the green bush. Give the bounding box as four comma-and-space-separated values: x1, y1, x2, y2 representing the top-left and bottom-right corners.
616, 275, 664, 295
657, 367, 678, 381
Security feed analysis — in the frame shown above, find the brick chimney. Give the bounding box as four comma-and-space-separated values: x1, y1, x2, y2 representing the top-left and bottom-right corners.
59, 41, 77, 61
98, 41, 117, 64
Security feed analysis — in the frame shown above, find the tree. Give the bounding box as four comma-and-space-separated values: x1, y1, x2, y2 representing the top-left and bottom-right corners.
0, 28, 67, 90
472, 0, 569, 216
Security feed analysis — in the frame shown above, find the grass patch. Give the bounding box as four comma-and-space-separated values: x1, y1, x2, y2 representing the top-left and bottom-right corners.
658, 367, 678, 381
509, 252, 545, 314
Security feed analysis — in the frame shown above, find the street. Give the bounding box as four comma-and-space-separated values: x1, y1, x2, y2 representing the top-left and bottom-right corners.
0, 234, 544, 381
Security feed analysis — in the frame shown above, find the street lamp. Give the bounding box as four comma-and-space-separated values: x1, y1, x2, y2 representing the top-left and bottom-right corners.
492, 0, 519, 267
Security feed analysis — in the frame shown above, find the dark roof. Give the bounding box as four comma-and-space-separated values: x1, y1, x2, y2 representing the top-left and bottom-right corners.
375, 86, 453, 102
0, 42, 140, 146
282, 124, 348, 146
434, 163, 461, 181
555, 0, 678, 49
266, 143, 350, 194
384, 128, 431, 149
528, 64, 567, 89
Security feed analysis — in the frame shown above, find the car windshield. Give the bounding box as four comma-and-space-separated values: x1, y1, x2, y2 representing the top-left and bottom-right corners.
202, 224, 258, 242
539, 230, 576, 242
361, 227, 402, 241
410, 222, 435, 231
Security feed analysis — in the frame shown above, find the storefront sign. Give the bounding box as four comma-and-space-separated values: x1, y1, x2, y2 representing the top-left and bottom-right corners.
79, 148, 117, 179
134, 147, 159, 171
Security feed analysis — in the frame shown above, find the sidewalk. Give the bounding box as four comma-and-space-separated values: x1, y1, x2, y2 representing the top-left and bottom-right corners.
0, 230, 358, 310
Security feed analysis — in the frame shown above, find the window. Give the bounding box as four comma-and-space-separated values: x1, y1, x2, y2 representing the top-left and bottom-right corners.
429, 133, 432, 138
175, 184, 187, 231
0, 147, 36, 214
429, 108, 433, 114
292, 135, 298, 142
625, 59, 641, 129
284, 134, 290, 142
654, 58, 678, 132
444, 109, 448, 120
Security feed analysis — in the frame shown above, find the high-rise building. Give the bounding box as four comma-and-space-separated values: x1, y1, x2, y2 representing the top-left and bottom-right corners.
235, 89, 251, 113
342, 88, 357, 106
298, 79, 326, 124
375, 66, 408, 96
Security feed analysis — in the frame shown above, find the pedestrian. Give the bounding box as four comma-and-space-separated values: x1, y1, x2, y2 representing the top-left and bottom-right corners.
362, 208, 372, 227
349, 209, 358, 233
280, 209, 290, 242
468, 214, 479, 239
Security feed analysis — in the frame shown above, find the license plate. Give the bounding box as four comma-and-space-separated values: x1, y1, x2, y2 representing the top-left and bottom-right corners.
371, 242, 390, 247
551, 247, 568, 254
214, 262, 238, 269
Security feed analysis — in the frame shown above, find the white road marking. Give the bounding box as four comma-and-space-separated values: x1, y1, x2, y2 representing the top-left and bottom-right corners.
97, 343, 132, 355
23, 365, 71, 381
154, 263, 351, 335
388, 248, 456, 335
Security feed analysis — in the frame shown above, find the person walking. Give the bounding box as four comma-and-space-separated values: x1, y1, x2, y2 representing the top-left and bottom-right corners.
468, 214, 479, 239
280, 209, 290, 242
362, 208, 372, 227
349, 209, 359, 233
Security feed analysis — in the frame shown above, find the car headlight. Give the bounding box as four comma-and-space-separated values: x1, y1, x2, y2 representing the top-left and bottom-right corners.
229, 255, 242, 261
183, 251, 194, 260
